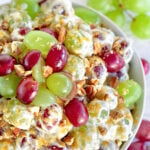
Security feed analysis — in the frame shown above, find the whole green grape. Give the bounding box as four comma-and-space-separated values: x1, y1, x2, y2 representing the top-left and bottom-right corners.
122, 0, 150, 13
0, 72, 21, 98
15, 0, 39, 19
74, 7, 101, 24
32, 56, 45, 83
106, 9, 126, 27
24, 31, 57, 56
116, 80, 142, 107
31, 85, 56, 107
131, 14, 150, 39
87, 0, 113, 13
46, 73, 72, 98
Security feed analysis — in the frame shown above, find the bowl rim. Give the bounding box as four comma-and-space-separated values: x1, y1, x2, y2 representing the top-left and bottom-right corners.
73, 2, 146, 149
0, 1, 146, 149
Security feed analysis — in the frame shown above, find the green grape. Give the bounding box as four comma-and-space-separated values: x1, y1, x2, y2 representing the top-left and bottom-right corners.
15, 0, 39, 19
31, 85, 56, 107
2, 99, 39, 130
106, 9, 125, 27
116, 80, 142, 107
63, 55, 85, 80
87, 0, 113, 13
24, 31, 57, 56
0, 72, 21, 98
46, 73, 72, 98
122, 0, 150, 13
131, 14, 150, 39
74, 7, 101, 24
32, 56, 45, 83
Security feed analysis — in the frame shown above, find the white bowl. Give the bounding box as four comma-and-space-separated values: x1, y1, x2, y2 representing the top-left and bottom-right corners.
0, 1, 146, 149
73, 3, 146, 149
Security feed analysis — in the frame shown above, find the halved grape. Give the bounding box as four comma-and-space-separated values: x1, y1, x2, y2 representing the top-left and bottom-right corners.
0, 72, 21, 98
131, 14, 150, 39
31, 85, 56, 107
46, 73, 72, 98
15, 0, 39, 19
32, 56, 45, 83
106, 9, 125, 27
122, 0, 150, 13
116, 80, 142, 107
141, 58, 150, 75
24, 31, 57, 56
74, 7, 101, 24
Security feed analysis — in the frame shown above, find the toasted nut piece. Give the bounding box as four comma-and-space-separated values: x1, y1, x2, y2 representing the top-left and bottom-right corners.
93, 31, 100, 38
11, 41, 22, 56
110, 110, 123, 120
109, 76, 119, 88
90, 24, 97, 29
85, 85, 97, 100
62, 136, 74, 146
76, 80, 86, 96
1, 20, 9, 30
88, 79, 99, 85
24, 70, 32, 77
12, 128, 21, 136
98, 126, 107, 136
103, 94, 110, 101
43, 66, 53, 78
14, 65, 25, 77
93, 41, 101, 55
118, 96, 124, 106
58, 27, 66, 43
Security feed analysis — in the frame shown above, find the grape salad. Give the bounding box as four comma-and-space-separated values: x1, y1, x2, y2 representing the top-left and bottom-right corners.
0, 0, 142, 150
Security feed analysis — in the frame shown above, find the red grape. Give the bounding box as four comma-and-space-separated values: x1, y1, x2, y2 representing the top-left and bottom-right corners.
64, 98, 89, 127
136, 120, 150, 141
128, 141, 144, 150
101, 52, 125, 73
41, 28, 58, 39
0, 54, 15, 76
46, 44, 68, 72
19, 27, 30, 36
17, 77, 38, 104
141, 58, 150, 75
23, 50, 41, 70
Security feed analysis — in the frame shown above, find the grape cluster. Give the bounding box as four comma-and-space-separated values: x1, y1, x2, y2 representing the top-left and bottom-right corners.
87, 0, 150, 39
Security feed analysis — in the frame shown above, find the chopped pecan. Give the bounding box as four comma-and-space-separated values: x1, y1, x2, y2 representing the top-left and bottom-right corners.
88, 79, 99, 85
103, 94, 109, 101
58, 27, 66, 43
93, 41, 101, 55
110, 110, 123, 120
0, 41, 3, 52
0, 120, 7, 128
1, 20, 9, 30
14, 65, 25, 77
12, 128, 21, 136
76, 80, 86, 96
93, 31, 100, 38
85, 85, 97, 100
62, 135, 74, 146
118, 96, 124, 105
98, 126, 107, 136
43, 66, 53, 78
90, 24, 97, 29
11, 41, 22, 56
24, 70, 32, 77
108, 76, 119, 89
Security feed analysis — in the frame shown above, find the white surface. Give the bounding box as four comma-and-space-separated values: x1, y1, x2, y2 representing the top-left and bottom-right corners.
0, 0, 149, 120
71, 0, 150, 121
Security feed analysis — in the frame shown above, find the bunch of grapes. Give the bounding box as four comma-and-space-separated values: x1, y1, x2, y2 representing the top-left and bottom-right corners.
87, 0, 150, 39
